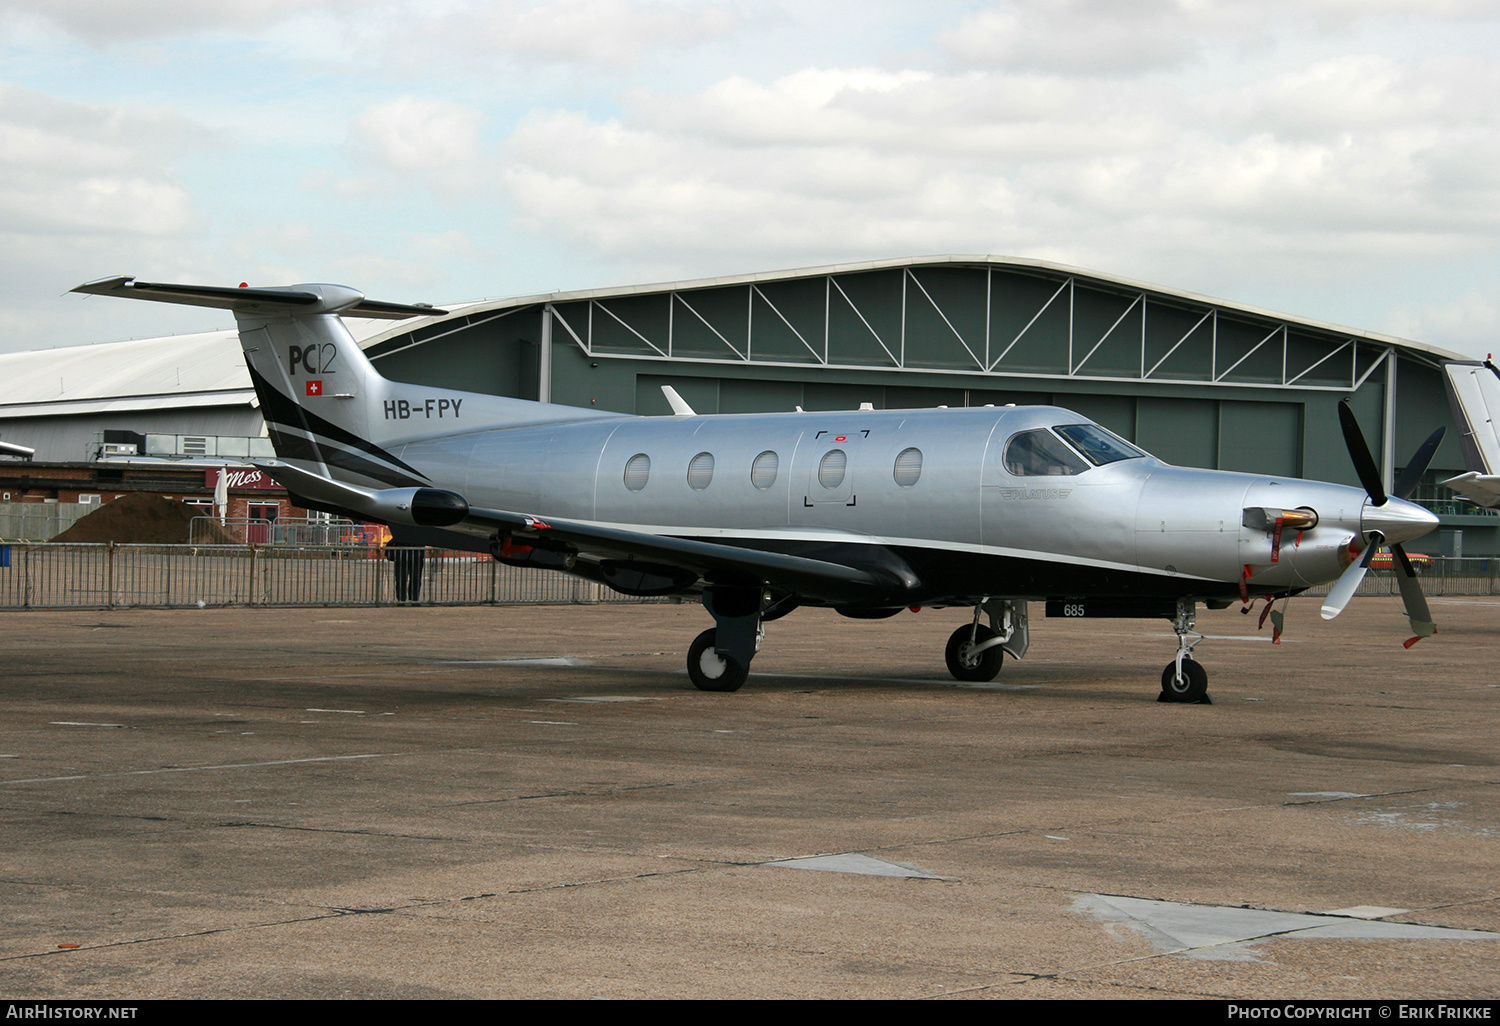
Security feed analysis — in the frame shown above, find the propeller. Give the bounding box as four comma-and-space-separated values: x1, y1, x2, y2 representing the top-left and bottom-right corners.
1320, 401, 1444, 644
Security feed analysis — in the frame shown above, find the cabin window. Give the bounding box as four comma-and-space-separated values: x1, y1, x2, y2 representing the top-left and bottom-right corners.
1003, 429, 1088, 477
624, 453, 651, 491
819, 449, 847, 489
688, 452, 714, 490
751, 450, 779, 489
893, 447, 922, 487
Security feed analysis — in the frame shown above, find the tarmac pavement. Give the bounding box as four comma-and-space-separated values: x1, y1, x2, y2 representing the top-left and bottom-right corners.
0, 595, 1497, 999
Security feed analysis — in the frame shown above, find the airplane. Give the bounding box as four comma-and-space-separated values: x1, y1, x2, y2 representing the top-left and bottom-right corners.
72, 276, 1446, 703
1440, 358, 1500, 509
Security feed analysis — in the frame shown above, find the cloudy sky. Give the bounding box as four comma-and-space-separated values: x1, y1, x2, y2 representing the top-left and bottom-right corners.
4, 0, 1500, 356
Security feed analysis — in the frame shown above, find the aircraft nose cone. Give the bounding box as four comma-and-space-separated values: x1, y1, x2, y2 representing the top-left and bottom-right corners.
1363, 497, 1439, 546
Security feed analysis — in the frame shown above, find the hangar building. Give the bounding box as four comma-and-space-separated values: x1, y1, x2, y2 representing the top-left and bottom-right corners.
3, 255, 1493, 554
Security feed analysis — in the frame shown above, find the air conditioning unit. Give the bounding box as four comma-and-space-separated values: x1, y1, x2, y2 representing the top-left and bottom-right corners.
100, 443, 137, 456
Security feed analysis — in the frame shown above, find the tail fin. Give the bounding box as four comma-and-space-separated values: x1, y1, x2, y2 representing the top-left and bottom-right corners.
72, 277, 619, 489
1440, 359, 1500, 508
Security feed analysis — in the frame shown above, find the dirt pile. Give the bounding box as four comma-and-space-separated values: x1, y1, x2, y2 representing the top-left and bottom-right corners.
52, 494, 239, 545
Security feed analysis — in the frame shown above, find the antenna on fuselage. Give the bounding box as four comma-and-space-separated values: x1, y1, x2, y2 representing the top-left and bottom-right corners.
660, 385, 696, 417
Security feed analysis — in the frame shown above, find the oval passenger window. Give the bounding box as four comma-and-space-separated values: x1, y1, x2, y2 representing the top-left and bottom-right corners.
624, 453, 651, 491
893, 447, 922, 487
819, 449, 847, 489
688, 452, 714, 490
751, 450, 779, 490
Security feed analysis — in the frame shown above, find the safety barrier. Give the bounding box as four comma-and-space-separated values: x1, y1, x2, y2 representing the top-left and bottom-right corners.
188, 516, 366, 546
0, 502, 92, 541
0, 544, 1492, 610
0, 544, 645, 609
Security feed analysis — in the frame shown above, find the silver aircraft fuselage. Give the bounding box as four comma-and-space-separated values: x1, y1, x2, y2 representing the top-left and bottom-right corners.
392, 402, 1430, 607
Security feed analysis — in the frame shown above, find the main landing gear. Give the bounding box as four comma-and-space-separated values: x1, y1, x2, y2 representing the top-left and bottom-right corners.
944, 599, 1029, 683
1160, 599, 1210, 704
687, 627, 749, 692
687, 587, 795, 692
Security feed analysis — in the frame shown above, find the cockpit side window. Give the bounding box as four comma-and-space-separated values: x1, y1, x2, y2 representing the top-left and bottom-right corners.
1053, 424, 1147, 466
1003, 428, 1090, 477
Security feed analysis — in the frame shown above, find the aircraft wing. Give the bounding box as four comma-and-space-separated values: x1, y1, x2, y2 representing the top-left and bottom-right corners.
257, 461, 919, 603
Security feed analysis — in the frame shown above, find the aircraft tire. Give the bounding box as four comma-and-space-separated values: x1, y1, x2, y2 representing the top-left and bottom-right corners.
1159, 658, 1209, 703
688, 628, 748, 692
945, 624, 1003, 682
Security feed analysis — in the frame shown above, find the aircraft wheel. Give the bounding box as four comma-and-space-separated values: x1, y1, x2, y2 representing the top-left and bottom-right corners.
1159, 658, 1209, 703
945, 624, 1003, 682
687, 628, 748, 692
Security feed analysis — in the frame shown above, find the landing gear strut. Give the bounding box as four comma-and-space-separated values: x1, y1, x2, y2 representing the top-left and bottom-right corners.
944, 598, 1027, 683
1160, 599, 1210, 704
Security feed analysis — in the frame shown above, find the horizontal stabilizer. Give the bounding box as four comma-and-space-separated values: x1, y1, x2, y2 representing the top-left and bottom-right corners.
1440, 471, 1500, 509
72, 277, 446, 320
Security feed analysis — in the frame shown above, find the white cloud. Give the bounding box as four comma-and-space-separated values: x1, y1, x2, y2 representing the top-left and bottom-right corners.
492, 27, 1500, 298
1386, 292, 1500, 358
0, 0, 381, 43
937, 1, 1214, 75
0, 83, 205, 238
7, 2, 1500, 351
350, 95, 487, 194
467, 0, 739, 68
0, 0, 741, 72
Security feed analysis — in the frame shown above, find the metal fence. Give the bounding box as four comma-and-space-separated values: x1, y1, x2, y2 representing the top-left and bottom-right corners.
0, 544, 649, 609
189, 516, 365, 546
1299, 557, 1500, 598
0, 544, 1492, 611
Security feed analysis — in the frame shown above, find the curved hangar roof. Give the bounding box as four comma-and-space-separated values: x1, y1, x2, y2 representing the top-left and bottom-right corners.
362, 255, 1466, 392
2, 255, 1466, 419
0, 320, 394, 419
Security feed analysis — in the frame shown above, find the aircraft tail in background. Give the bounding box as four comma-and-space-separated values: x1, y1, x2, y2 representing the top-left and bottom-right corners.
1440, 359, 1500, 509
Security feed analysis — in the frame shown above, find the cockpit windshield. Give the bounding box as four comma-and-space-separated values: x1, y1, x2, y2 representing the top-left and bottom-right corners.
1003, 423, 1150, 477
1053, 424, 1147, 466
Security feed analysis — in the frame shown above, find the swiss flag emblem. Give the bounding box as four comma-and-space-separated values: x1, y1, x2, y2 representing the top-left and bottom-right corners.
306, 380, 323, 396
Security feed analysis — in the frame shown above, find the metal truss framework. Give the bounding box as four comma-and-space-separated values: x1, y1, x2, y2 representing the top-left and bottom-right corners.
532, 264, 1402, 393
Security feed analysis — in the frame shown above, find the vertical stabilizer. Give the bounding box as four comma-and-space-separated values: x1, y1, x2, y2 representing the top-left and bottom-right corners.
1440, 360, 1500, 508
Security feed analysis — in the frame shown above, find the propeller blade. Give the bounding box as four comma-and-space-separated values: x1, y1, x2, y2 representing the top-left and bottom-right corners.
1392, 426, 1447, 501
1338, 400, 1388, 506
1320, 537, 1380, 620
1391, 542, 1436, 641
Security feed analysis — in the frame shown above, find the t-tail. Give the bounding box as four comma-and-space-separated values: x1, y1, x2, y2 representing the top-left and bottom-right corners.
71, 277, 618, 498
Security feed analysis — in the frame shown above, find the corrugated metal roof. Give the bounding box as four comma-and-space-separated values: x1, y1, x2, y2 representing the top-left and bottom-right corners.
0, 320, 395, 417
0, 330, 246, 413
11, 257, 1468, 418
361, 254, 1470, 364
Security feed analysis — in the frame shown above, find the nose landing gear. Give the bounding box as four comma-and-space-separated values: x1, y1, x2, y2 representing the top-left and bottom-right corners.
1160, 599, 1210, 704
